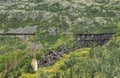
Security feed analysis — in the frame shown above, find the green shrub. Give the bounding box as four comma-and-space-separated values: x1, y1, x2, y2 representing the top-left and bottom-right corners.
36, 69, 49, 78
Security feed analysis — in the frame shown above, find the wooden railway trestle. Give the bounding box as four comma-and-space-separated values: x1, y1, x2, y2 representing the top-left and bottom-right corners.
74, 33, 116, 48
0, 33, 35, 77
38, 33, 116, 67
0, 33, 116, 68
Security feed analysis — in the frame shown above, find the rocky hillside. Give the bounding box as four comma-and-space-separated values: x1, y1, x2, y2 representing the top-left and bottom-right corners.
0, 0, 120, 78
0, 0, 119, 31
0, 0, 119, 49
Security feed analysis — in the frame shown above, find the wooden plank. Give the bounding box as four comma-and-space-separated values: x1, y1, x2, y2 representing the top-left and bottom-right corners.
0, 33, 35, 35
75, 33, 116, 36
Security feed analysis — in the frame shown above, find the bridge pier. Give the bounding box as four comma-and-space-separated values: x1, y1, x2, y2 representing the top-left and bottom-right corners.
30, 42, 38, 72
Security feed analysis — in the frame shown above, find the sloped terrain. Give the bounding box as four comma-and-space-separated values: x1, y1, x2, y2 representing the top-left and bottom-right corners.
0, 0, 120, 78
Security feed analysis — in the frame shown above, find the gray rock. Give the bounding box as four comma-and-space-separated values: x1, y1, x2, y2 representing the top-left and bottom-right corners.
48, 27, 56, 35
36, 43, 43, 49
30, 42, 36, 49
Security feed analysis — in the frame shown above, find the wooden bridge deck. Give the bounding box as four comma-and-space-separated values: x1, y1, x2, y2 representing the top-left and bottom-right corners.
0, 33, 35, 35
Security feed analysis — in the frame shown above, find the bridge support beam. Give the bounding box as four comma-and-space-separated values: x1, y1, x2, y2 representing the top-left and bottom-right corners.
30, 42, 38, 72
31, 59, 38, 72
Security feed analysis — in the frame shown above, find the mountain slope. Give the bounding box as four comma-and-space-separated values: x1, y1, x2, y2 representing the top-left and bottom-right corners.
0, 0, 120, 78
